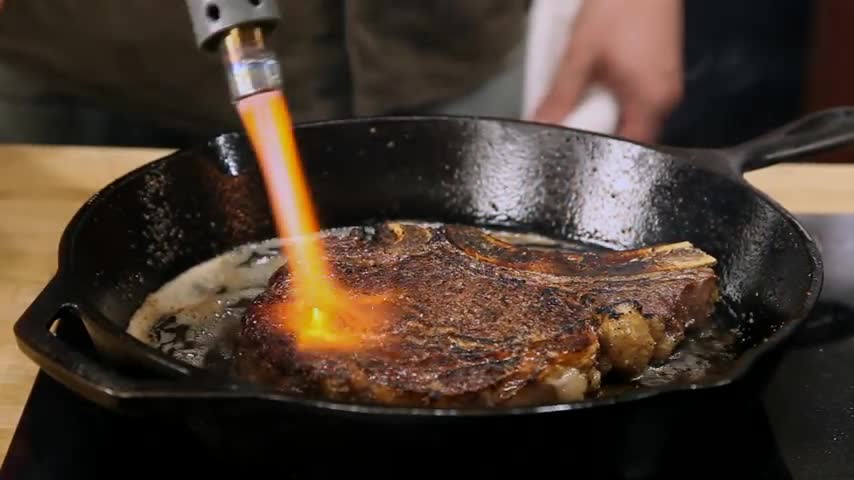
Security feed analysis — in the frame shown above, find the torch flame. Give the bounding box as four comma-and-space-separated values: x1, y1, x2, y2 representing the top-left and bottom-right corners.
237, 90, 386, 352
275, 290, 391, 352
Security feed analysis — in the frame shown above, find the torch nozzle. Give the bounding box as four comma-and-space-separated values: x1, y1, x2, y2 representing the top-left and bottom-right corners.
220, 26, 282, 101
184, 0, 283, 101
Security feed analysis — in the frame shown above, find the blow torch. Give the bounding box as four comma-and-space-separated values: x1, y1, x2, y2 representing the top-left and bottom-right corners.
184, 0, 330, 290
184, 0, 283, 102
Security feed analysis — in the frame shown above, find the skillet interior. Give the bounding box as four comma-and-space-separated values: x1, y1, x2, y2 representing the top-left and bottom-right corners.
60, 116, 820, 409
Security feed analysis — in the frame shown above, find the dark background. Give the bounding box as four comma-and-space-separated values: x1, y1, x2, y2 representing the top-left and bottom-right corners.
661, 0, 813, 148
661, 0, 854, 163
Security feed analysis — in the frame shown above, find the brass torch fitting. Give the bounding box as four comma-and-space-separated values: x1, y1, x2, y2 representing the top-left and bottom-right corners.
220, 26, 282, 101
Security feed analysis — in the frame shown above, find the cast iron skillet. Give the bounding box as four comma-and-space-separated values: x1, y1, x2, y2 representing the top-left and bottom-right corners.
12, 107, 854, 475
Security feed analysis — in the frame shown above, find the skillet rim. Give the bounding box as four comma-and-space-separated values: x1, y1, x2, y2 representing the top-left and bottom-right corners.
51, 114, 824, 417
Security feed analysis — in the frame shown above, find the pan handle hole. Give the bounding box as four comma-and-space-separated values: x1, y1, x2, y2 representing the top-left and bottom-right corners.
206, 3, 221, 21
48, 317, 61, 336
249, 0, 262, 6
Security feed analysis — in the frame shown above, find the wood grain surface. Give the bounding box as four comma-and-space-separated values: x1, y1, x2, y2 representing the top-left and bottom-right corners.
1, 144, 852, 460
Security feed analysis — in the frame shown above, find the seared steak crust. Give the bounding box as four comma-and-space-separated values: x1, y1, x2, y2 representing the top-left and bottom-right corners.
235, 222, 718, 407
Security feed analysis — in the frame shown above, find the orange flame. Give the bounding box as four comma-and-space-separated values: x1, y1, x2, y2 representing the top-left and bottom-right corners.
237, 90, 385, 352
273, 291, 392, 352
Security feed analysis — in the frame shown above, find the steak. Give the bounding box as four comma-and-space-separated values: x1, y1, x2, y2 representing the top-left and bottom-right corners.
234, 222, 719, 407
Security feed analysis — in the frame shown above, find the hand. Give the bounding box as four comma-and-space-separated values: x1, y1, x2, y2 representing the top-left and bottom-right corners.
531, 0, 684, 143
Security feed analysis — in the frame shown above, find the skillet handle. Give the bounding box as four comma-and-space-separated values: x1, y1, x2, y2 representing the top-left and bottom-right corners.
718, 106, 854, 174
14, 274, 222, 412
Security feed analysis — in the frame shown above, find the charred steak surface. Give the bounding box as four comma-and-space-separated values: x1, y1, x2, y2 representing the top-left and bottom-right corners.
235, 222, 719, 407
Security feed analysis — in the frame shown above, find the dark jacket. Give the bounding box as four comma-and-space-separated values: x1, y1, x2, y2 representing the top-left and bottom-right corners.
0, 0, 527, 135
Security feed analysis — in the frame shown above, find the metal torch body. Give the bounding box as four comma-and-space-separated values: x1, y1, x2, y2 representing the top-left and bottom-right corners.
185, 0, 283, 101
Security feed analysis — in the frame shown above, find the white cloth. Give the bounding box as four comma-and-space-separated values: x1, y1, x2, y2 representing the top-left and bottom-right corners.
522, 0, 619, 134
